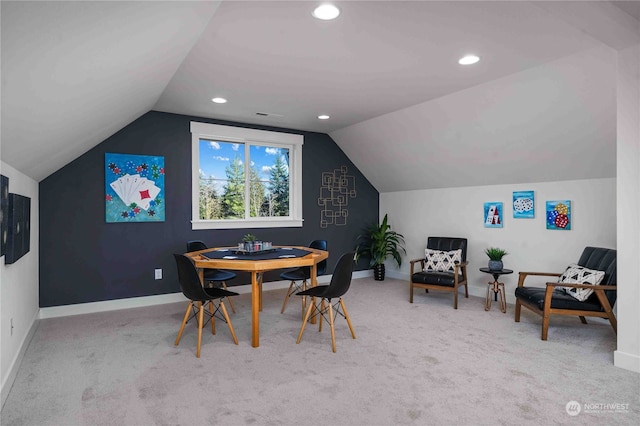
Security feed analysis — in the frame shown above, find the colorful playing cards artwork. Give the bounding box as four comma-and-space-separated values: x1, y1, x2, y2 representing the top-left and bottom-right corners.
105, 153, 165, 222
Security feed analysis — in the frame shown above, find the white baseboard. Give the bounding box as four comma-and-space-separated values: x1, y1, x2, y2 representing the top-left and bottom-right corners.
1, 310, 39, 409
614, 350, 640, 373
38, 273, 354, 320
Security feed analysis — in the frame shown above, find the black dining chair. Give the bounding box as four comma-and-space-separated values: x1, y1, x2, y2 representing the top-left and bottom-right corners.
296, 251, 356, 353
280, 239, 327, 318
187, 240, 238, 313
173, 254, 238, 358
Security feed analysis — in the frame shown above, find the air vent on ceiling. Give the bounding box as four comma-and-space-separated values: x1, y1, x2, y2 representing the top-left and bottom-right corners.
255, 112, 284, 118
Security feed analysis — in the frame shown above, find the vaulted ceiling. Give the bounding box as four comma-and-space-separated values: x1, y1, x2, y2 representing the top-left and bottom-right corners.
2, 1, 639, 191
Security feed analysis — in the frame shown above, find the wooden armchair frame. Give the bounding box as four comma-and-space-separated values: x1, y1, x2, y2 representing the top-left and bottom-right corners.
409, 258, 469, 309
515, 271, 617, 340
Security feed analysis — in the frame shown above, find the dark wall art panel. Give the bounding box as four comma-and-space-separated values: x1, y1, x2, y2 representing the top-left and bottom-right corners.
5, 193, 31, 264
39, 111, 379, 307
1, 175, 8, 257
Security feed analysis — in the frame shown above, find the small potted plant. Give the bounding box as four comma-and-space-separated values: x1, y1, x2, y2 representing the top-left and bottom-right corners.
485, 247, 508, 271
242, 233, 257, 251
355, 214, 406, 281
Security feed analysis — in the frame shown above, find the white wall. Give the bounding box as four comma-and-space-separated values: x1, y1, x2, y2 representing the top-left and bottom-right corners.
615, 44, 640, 373
380, 178, 617, 305
0, 161, 39, 407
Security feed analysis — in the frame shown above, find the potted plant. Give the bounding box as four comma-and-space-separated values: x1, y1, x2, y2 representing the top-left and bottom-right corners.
485, 247, 508, 271
355, 214, 406, 280
242, 233, 257, 251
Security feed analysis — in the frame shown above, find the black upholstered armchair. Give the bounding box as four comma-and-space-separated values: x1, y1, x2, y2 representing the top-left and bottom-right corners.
515, 246, 617, 340
409, 237, 468, 309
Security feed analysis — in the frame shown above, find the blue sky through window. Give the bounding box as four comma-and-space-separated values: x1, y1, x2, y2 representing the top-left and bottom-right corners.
199, 139, 289, 192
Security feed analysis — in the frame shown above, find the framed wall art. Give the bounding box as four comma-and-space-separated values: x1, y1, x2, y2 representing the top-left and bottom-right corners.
105, 153, 165, 223
484, 202, 503, 228
513, 190, 534, 218
546, 200, 571, 230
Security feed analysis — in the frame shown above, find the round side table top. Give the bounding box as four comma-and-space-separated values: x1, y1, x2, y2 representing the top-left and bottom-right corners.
479, 267, 513, 275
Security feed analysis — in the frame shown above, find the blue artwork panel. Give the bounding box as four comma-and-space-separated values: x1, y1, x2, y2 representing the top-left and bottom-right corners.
484, 202, 503, 228
513, 190, 534, 218
105, 153, 165, 223
546, 200, 571, 230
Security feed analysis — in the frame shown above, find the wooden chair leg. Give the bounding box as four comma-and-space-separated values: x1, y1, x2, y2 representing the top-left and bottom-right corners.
196, 301, 204, 358
209, 301, 216, 335
175, 302, 192, 346
328, 301, 336, 353
319, 299, 325, 332
280, 281, 295, 313
221, 282, 236, 313
453, 287, 458, 309
297, 299, 315, 344
219, 300, 238, 345
340, 298, 356, 339
464, 281, 469, 298
579, 316, 588, 324
514, 299, 522, 322
541, 314, 550, 341
409, 282, 414, 303
301, 280, 307, 321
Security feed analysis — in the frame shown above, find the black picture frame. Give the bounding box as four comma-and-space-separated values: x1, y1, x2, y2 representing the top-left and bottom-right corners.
1, 175, 8, 257
5, 193, 31, 264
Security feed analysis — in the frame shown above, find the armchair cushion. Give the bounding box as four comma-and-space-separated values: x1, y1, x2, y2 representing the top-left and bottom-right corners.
424, 248, 462, 272
558, 263, 605, 301
411, 270, 463, 287
514, 286, 603, 312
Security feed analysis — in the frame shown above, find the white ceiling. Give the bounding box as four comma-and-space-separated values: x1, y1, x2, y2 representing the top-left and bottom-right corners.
1, 1, 639, 190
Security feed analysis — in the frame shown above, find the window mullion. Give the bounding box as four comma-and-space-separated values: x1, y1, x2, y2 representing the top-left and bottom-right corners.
244, 142, 251, 220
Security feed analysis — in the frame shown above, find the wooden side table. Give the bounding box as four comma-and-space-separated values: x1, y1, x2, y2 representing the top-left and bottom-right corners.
479, 267, 513, 313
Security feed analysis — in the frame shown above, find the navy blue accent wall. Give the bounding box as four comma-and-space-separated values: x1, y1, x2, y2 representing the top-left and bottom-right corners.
39, 111, 379, 307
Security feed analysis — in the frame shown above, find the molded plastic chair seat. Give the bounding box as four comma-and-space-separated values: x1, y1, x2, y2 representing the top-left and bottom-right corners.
173, 254, 239, 357
280, 240, 327, 317
187, 240, 238, 313
295, 252, 356, 353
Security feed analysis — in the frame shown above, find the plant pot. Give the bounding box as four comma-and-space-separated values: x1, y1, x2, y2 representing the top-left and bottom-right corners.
373, 263, 385, 281
488, 260, 503, 271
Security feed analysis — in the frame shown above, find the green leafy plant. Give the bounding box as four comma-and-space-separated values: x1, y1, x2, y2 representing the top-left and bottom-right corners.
242, 233, 257, 242
355, 214, 406, 268
485, 247, 508, 260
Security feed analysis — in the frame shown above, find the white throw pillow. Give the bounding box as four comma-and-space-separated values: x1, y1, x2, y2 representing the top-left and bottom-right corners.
424, 248, 462, 272
558, 263, 605, 301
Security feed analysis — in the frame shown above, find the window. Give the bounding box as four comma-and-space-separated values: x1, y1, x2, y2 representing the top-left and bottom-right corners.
191, 122, 303, 229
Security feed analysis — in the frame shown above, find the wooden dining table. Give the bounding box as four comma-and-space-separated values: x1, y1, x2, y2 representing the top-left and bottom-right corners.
185, 246, 329, 348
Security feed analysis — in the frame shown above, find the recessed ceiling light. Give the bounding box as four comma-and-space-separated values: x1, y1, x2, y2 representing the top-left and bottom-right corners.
318, 115, 330, 120
211, 97, 227, 104
458, 55, 480, 65
313, 4, 340, 20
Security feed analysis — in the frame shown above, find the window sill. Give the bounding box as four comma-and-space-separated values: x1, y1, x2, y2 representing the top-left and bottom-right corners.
192, 218, 303, 230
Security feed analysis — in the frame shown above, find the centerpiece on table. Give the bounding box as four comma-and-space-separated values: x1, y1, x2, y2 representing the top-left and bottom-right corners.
239, 234, 272, 253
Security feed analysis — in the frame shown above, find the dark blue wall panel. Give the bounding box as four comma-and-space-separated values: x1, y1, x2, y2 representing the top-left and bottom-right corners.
39, 111, 378, 307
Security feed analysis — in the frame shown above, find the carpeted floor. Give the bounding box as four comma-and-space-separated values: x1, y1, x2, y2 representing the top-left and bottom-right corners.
1, 277, 638, 425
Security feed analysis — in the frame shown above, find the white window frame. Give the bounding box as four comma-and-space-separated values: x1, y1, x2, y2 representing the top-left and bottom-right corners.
191, 122, 303, 230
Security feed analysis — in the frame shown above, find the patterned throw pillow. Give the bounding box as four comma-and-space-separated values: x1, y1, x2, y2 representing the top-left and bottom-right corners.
558, 263, 605, 301
424, 248, 462, 272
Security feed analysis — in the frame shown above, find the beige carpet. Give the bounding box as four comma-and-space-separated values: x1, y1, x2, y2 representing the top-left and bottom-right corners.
1, 277, 638, 425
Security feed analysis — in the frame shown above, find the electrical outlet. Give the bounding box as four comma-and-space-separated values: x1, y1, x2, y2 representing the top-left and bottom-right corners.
155, 269, 162, 280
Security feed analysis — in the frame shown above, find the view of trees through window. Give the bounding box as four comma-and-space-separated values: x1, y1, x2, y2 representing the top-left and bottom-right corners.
198, 139, 290, 220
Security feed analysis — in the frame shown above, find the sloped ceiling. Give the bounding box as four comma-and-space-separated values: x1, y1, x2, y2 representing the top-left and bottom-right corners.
1, 1, 639, 189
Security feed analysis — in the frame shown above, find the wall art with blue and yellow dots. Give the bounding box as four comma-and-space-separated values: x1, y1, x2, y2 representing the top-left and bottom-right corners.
546, 200, 571, 230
